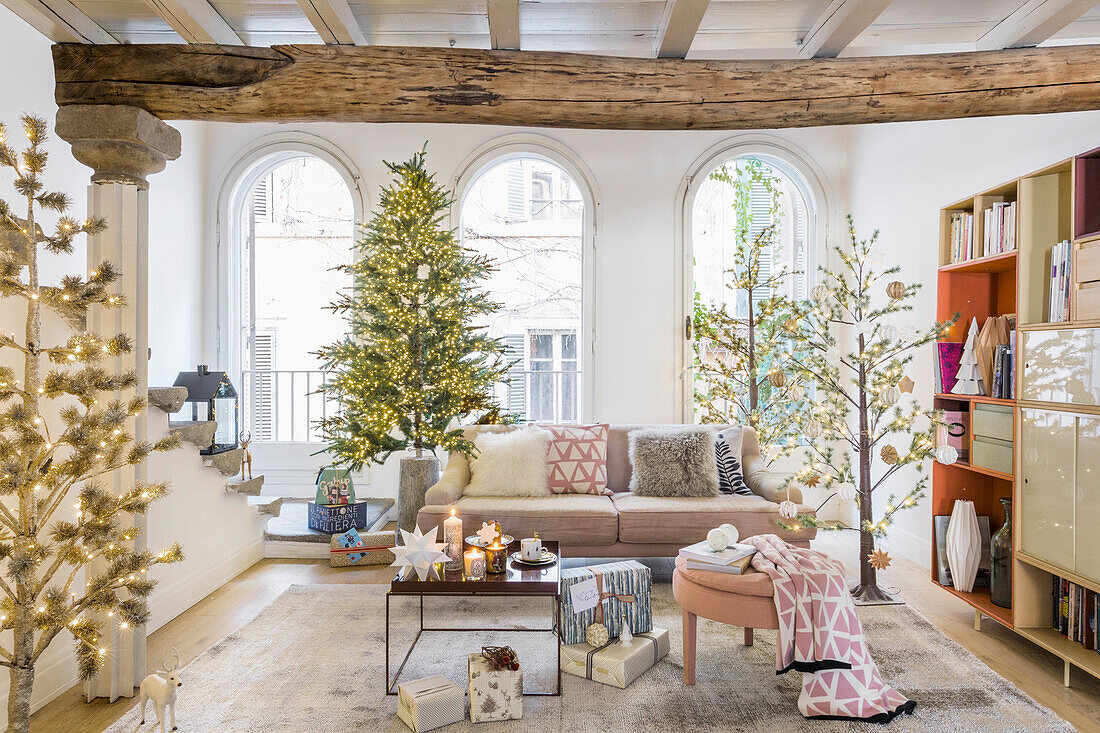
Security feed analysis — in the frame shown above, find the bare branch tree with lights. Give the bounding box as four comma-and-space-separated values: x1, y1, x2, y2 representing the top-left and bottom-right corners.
785, 216, 955, 604
0, 115, 183, 733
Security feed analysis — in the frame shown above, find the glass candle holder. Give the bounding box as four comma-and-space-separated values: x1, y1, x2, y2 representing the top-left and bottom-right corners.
464, 548, 485, 581
430, 561, 446, 580
485, 542, 508, 574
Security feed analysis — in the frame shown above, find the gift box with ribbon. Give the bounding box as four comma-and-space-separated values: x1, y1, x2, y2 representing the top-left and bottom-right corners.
468, 651, 522, 723
560, 628, 669, 689
396, 675, 466, 733
329, 528, 396, 567
559, 560, 652, 646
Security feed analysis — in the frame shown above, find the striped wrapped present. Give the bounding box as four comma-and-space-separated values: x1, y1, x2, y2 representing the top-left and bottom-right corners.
560, 628, 669, 689
396, 675, 466, 732
329, 528, 396, 567
559, 561, 652, 645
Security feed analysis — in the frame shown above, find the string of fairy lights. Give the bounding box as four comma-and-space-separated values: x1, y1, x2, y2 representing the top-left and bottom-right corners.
0, 115, 184, 682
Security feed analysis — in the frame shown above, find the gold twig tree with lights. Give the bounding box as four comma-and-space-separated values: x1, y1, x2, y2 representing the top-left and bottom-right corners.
786, 216, 954, 604
693, 158, 810, 458
0, 115, 182, 733
316, 147, 510, 468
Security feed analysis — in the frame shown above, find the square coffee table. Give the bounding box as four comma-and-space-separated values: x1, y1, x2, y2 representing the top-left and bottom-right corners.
385, 539, 562, 696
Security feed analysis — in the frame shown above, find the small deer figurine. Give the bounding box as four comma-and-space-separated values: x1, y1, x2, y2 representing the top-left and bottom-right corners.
139, 647, 183, 732
239, 431, 253, 480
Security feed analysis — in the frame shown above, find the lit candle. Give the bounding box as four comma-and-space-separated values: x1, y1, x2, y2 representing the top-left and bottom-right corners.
464, 548, 485, 581
443, 507, 463, 570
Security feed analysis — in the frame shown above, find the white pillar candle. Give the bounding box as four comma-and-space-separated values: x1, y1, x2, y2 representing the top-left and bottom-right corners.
443, 508, 463, 570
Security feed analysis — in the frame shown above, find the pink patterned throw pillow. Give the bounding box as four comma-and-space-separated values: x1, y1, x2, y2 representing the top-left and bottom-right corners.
546, 424, 611, 495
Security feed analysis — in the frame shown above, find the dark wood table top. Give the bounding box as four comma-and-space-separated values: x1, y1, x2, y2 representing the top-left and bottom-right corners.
389, 540, 561, 596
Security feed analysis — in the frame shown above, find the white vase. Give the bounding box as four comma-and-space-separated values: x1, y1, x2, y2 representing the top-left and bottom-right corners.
946, 499, 981, 593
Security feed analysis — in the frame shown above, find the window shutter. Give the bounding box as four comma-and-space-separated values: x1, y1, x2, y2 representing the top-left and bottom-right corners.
506, 162, 526, 222
503, 333, 526, 415
251, 332, 276, 441
252, 174, 273, 222
749, 183, 775, 307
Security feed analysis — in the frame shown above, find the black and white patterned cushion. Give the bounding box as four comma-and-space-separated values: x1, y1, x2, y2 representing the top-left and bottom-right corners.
715, 429, 752, 495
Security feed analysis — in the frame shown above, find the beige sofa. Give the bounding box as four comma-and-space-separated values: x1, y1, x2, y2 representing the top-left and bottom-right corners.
417, 424, 816, 557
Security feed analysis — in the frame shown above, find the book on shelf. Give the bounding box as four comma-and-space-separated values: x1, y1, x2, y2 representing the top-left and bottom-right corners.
1049, 240, 1072, 323
935, 342, 964, 394
678, 540, 755, 565
682, 555, 755, 575
1053, 576, 1100, 654
950, 211, 976, 263
982, 201, 1016, 256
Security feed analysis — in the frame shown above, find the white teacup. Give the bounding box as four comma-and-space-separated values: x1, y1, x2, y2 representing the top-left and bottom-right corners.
521, 537, 543, 561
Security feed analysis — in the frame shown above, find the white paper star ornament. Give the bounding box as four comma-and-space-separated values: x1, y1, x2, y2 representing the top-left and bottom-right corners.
390, 525, 451, 581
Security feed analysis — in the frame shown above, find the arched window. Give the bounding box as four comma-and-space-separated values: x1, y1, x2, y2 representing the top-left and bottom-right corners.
459, 154, 589, 423
693, 154, 813, 315
233, 154, 355, 442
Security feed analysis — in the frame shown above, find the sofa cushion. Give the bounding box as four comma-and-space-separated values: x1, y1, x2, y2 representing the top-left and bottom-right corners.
674, 556, 774, 597
546, 424, 611, 495
612, 492, 811, 544
715, 428, 752, 495
628, 427, 719, 497
606, 424, 737, 493
465, 426, 553, 497
418, 495, 619, 546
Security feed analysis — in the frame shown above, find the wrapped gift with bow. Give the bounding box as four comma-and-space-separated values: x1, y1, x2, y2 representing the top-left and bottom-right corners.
560, 628, 670, 689
559, 560, 652, 646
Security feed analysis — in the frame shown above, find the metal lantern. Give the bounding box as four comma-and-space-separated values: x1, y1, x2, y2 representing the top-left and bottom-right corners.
172, 364, 239, 455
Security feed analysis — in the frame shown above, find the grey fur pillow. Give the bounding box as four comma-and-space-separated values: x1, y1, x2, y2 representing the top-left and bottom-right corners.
628, 427, 719, 498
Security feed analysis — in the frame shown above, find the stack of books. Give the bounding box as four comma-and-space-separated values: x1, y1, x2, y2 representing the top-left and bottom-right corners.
950, 211, 975, 263
678, 540, 756, 575
1049, 240, 1072, 323
983, 201, 1016, 256
1053, 576, 1099, 656
990, 331, 1016, 399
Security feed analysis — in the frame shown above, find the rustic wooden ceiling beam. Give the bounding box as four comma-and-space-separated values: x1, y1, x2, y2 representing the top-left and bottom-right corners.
1, 0, 116, 44
977, 0, 1100, 50
51, 43, 1100, 130
798, 0, 893, 59
296, 0, 366, 45
488, 0, 520, 50
655, 0, 711, 58
143, 0, 242, 45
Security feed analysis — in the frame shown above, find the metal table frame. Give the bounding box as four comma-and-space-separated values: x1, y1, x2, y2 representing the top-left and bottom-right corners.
384, 589, 562, 696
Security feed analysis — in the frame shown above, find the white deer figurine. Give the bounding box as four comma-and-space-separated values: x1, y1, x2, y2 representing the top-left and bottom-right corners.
139, 648, 183, 732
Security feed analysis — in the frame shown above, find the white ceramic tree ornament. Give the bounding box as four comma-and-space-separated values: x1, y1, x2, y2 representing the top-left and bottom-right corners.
390, 526, 451, 580
836, 482, 857, 502
880, 384, 901, 406
779, 500, 798, 519
803, 420, 822, 439
934, 444, 959, 466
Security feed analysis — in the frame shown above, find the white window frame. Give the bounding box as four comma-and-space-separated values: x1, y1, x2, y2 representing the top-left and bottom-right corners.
450, 134, 601, 423
675, 134, 834, 422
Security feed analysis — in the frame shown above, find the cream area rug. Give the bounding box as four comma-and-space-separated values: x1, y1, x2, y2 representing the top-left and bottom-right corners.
105, 584, 1071, 733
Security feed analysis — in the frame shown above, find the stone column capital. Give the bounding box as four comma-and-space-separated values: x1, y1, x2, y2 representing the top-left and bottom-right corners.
55, 105, 181, 189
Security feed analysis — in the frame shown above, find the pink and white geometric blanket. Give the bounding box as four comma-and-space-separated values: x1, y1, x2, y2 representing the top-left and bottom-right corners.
747, 534, 917, 723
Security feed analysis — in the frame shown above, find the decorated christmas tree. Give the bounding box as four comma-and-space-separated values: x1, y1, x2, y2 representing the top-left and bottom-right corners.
785, 216, 956, 603
693, 158, 810, 458
316, 147, 510, 468
951, 318, 983, 396
0, 115, 183, 732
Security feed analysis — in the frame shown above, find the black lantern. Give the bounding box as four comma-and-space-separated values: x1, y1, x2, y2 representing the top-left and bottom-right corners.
173, 365, 239, 455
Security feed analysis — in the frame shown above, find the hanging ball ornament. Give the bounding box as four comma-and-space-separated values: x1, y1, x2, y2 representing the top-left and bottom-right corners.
811, 284, 830, 303
586, 623, 609, 648
803, 419, 822, 440
934, 445, 959, 466
880, 445, 899, 465
784, 318, 799, 332
790, 383, 805, 400
707, 527, 730, 552
719, 523, 739, 545
779, 500, 799, 519
886, 281, 906, 300
836, 482, 857, 502
880, 384, 901, 406
880, 324, 901, 341
769, 371, 787, 389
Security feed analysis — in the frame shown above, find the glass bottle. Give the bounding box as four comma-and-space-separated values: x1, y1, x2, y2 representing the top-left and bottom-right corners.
990, 497, 1013, 609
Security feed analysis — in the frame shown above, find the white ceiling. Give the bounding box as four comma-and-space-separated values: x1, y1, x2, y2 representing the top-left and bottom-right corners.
11, 0, 1100, 58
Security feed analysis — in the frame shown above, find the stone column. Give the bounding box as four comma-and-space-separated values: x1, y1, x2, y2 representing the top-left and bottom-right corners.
56, 105, 181, 702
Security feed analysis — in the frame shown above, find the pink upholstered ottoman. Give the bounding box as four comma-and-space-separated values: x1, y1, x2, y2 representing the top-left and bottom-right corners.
672, 556, 778, 685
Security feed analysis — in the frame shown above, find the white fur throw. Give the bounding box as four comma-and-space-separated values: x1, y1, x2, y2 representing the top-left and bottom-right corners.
464, 426, 553, 497
629, 427, 719, 497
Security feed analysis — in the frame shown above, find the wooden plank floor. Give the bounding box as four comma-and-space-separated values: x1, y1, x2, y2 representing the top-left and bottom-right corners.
29, 532, 1100, 732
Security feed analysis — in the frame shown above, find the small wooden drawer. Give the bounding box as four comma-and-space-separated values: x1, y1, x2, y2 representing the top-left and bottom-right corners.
1077, 244, 1100, 284
972, 435, 1013, 476
972, 402, 1013, 441
1076, 282, 1100, 321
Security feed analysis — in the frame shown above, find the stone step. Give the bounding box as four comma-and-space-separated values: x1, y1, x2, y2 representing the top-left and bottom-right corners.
148, 387, 187, 414
263, 498, 394, 558
169, 420, 216, 448
226, 475, 264, 496
203, 448, 244, 477
249, 495, 283, 517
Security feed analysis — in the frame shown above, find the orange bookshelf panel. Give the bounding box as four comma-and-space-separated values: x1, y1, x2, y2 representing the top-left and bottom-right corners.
932, 581, 1014, 629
